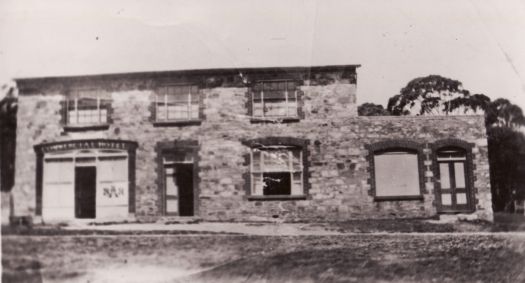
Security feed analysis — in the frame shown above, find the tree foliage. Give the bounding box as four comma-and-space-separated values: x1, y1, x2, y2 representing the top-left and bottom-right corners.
358, 103, 390, 116
487, 126, 525, 211
485, 98, 525, 129
387, 75, 490, 116
0, 84, 17, 192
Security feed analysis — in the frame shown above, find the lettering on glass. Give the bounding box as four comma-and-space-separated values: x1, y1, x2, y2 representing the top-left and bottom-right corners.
103, 185, 125, 198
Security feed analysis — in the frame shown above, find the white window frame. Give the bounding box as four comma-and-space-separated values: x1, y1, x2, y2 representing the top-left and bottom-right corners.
156, 85, 200, 122
250, 146, 303, 196
252, 80, 299, 119
66, 90, 109, 126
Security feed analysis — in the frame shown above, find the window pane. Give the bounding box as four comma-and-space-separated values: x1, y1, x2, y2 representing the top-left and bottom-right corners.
252, 173, 263, 195
437, 149, 466, 160
265, 101, 288, 117
167, 94, 188, 103
454, 162, 466, 188
43, 183, 73, 207
190, 104, 199, 119
263, 172, 291, 195
165, 172, 178, 196
99, 181, 128, 206
77, 98, 98, 109
252, 149, 261, 171
99, 109, 107, 123
264, 90, 286, 100
439, 163, 451, 189
441, 193, 452, 205
68, 111, 77, 124
292, 150, 302, 171
374, 152, 420, 196
287, 102, 298, 116
262, 150, 290, 172
164, 151, 194, 163
44, 159, 74, 183
166, 199, 178, 213
98, 157, 128, 182
292, 172, 303, 195
253, 102, 264, 117
190, 93, 200, 103
456, 193, 467, 204
253, 91, 263, 101
156, 105, 166, 120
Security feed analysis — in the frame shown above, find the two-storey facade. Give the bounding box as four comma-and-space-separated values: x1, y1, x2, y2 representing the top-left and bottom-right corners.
11, 65, 493, 223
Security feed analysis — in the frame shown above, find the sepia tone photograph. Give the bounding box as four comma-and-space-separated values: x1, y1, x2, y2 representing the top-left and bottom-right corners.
1, 0, 525, 282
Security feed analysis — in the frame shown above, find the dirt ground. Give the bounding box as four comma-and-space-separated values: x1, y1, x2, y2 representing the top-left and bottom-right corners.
3, 232, 525, 283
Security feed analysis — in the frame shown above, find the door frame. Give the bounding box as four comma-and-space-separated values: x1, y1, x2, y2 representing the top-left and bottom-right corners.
157, 140, 200, 217
431, 139, 476, 214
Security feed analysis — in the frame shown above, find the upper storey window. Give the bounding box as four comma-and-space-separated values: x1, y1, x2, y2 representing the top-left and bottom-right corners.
155, 85, 200, 122
251, 81, 300, 120
64, 90, 111, 130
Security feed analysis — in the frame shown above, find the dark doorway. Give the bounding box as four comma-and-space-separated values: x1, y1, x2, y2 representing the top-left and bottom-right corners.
176, 164, 194, 216
75, 166, 96, 218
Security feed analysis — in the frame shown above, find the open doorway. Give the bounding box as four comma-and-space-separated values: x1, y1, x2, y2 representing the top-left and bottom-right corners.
164, 163, 194, 216
75, 166, 96, 218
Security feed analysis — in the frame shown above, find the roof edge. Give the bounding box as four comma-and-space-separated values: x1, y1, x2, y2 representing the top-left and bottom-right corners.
14, 64, 361, 85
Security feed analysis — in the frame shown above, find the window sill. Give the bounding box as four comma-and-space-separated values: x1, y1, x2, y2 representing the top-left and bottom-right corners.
438, 209, 476, 214
63, 124, 110, 132
374, 195, 424, 202
153, 120, 202, 127
247, 195, 307, 201
250, 117, 301, 124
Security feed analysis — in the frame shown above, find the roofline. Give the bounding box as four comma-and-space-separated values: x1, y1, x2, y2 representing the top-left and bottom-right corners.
14, 64, 361, 85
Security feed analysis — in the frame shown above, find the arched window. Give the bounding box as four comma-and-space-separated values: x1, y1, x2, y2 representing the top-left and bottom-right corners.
367, 140, 425, 201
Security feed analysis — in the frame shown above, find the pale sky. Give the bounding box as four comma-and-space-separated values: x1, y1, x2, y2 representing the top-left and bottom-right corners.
1, 0, 524, 110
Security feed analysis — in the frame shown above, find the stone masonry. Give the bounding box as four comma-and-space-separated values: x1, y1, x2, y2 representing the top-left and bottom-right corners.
11, 66, 493, 222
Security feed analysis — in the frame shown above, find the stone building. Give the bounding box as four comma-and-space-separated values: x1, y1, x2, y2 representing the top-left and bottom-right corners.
11, 65, 493, 223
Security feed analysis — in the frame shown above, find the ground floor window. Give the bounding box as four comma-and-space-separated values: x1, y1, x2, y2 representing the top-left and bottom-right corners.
373, 149, 421, 198
250, 146, 304, 196
367, 140, 425, 201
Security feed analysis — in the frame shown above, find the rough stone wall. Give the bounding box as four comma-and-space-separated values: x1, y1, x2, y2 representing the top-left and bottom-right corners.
12, 77, 492, 222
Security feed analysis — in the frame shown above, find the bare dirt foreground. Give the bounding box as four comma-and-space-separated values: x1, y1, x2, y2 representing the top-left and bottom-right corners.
2, 232, 525, 283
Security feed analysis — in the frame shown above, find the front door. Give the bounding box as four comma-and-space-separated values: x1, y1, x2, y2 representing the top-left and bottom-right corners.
75, 166, 96, 218
437, 148, 472, 212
